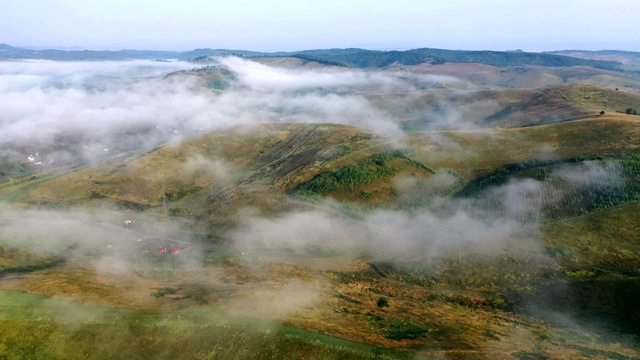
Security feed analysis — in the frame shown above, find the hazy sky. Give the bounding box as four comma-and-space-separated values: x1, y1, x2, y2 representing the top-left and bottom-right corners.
3, 0, 639, 52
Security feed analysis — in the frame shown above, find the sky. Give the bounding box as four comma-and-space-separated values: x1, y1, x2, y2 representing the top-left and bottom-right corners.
3, 0, 640, 52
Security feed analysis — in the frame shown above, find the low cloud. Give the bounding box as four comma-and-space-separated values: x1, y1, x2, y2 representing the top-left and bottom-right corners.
219, 56, 434, 93
2, 57, 462, 169
231, 159, 628, 266
230, 177, 543, 263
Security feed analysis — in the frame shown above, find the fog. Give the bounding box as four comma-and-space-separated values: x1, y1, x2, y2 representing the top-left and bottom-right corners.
0, 57, 636, 356
219, 56, 457, 92
0, 57, 473, 176
230, 177, 544, 262
0, 57, 626, 274
0, 161, 625, 318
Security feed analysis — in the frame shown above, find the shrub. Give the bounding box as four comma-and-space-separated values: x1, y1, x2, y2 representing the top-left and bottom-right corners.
376, 296, 389, 308
381, 318, 427, 340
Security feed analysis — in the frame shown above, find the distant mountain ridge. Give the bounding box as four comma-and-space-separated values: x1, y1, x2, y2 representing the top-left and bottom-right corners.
0, 44, 634, 72
0, 44, 272, 61
546, 49, 640, 67
289, 48, 625, 70
547, 49, 640, 57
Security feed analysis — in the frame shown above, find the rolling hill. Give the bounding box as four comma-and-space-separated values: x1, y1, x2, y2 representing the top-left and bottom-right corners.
0, 44, 630, 73
2, 54, 640, 359
1, 113, 640, 358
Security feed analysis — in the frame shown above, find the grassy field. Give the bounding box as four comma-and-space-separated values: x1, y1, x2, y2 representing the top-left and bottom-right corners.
0, 290, 409, 360
1, 245, 638, 359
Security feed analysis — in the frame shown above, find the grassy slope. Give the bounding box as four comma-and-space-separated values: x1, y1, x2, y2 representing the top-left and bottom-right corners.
1, 124, 380, 213
540, 202, 640, 336
367, 83, 640, 131
4, 69, 638, 188
545, 202, 640, 271
2, 119, 640, 358
2, 58, 640, 358
476, 84, 640, 127
7, 113, 639, 213
414, 114, 640, 180
0, 245, 59, 274
0, 290, 407, 360
397, 61, 640, 91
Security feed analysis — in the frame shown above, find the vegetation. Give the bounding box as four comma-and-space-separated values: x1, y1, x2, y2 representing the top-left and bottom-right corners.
0, 291, 405, 360
0, 244, 60, 274
376, 297, 389, 308
378, 317, 427, 341
289, 54, 351, 67
291, 48, 623, 70
0, 157, 32, 184
461, 152, 640, 221
297, 150, 433, 196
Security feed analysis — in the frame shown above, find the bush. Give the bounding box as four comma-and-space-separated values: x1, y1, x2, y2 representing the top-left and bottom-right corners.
376, 296, 389, 308
381, 318, 427, 340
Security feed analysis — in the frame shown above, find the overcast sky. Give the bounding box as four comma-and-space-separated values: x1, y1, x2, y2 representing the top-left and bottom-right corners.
3, 0, 639, 52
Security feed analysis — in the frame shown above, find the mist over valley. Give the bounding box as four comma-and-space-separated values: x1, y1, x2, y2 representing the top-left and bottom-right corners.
1, 46, 640, 359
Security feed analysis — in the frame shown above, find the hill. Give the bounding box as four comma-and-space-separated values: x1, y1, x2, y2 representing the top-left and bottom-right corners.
0, 44, 629, 73
548, 50, 640, 69
1, 118, 640, 358
2, 53, 640, 358
6, 112, 640, 216
364, 83, 640, 131
2, 118, 640, 358
291, 48, 624, 70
